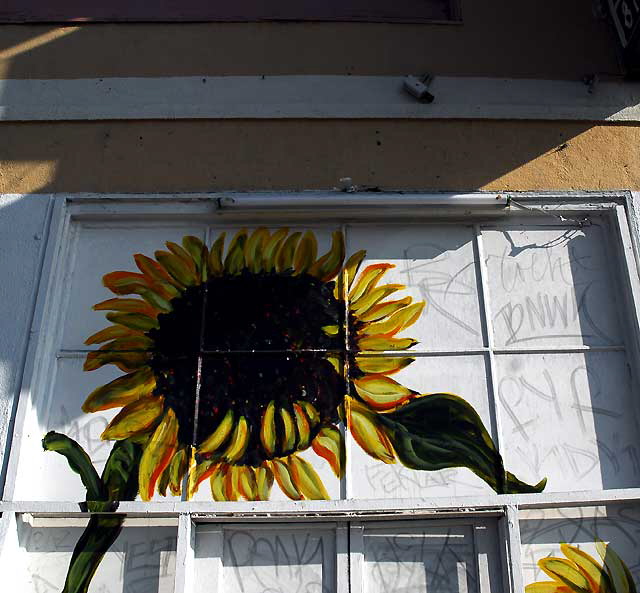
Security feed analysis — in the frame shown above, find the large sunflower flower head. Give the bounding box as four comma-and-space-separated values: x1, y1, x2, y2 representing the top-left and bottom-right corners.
81, 228, 424, 502
526, 542, 637, 593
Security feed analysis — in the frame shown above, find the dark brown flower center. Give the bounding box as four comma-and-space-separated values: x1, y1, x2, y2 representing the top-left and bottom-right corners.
146, 270, 348, 464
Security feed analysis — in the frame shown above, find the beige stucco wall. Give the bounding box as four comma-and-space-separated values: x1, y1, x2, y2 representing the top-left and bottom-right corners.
0, 1, 620, 80
1, 120, 638, 194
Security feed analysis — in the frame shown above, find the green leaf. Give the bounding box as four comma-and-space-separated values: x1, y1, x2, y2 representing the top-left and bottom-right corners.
101, 439, 142, 501
377, 393, 546, 494
42, 432, 106, 501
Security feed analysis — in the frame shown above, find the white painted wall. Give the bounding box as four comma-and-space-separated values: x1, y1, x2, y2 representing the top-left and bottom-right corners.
0, 195, 51, 493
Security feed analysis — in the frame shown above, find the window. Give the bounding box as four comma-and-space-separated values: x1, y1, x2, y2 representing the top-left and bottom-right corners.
1, 193, 639, 593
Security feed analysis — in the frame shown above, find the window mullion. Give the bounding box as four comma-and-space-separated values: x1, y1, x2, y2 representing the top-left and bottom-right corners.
349, 523, 365, 593
499, 505, 524, 593
174, 513, 196, 593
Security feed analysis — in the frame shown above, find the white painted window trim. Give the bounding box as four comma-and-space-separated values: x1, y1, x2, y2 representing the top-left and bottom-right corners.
1, 76, 639, 122
2, 191, 640, 593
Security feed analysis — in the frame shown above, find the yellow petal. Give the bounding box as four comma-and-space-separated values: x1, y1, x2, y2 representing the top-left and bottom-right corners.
539, 558, 592, 593
288, 454, 329, 500
167, 447, 190, 496
83, 349, 149, 373
293, 403, 311, 449
198, 410, 235, 455
85, 325, 143, 345
224, 229, 248, 275
357, 335, 418, 352
238, 466, 259, 501
309, 231, 345, 282
526, 584, 572, 593
561, 544, 609, 593
244, 227, 270, 274
276, 231, 301, 272
188, 459, 216, 498
279, 407, 297, 453
270, 459, 303, 500
351, 284, 405, 314
343, 250, 367, 293
262, 228, 289, 272
223, 416, 249, 462
102, 271, 150, 295
105, 312, 159, 331
83, 368, 156, 413
596, 542, 633, 593
347, 398, 395, 463
182, 235, 208, 280
138, 288, 173, 312
93, 297, 160, 317
361, 302, 425, 337
260, 401, 277, 457
349, 263, 394, 302
353, 375, 417, 411
166, 240, 197, 269
298, 401, 320, 426
255, 465, 274, 500
158, 463, 171, 496
293, 231, 318, 275
355, 356, 414, 376
326, 355, 343, 376
155, 250, 197, 287
139, 408, 179, 501
101, 396, 164, 440
224, 465, 240, 501
210, 464, 229, 501
135, 254, 182, 292
311, 426, 344, 478
357, 296, 412, 322
207, 232, 226, 276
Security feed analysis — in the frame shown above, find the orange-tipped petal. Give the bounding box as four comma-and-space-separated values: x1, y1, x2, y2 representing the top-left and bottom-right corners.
102, 271, 149, 295
343, 250, 367, 294
93, 297, 159, 317
262, 228, 289, 272
101, 396, 164, 440
224, 466, 241, 501
83, 368, 156, 413
139, 408, 179, 501
561, 544, 610, 593
279, 407, 297, 453
293, 231, 317, 275
357, 335, 418, 352
83, 349, 149, 373
188, 460, 216, 498
255, 465, 274, 500
244, 228, 270, 274
288, 454, 329, 500
198, 410, 235, 455
293, 403, 311, 449
349, 263, 394, 302
105, 312, 159, 331
357, 296, 413, 322
270, 459, 303, 500
210, 463, 230, 501
135, 253, 182, 292
260, 401, 277, 457
347, 398, 395, 464
168, 447, 190, 496
309, 231, 345, 282
311, 426, 344, 478
354, 356, 415, 376
207, 233, 226, 276
223, 416, 249, 462
526, 584, 572, 593
361, 302, 425, 337
85, 325, 143, 345
353, 375, 417, 411
351, 284, 405, 314
155, 250, 197, 287
298, 401, 320, 426
276, 232, 301, 272
538, 558, 592, 593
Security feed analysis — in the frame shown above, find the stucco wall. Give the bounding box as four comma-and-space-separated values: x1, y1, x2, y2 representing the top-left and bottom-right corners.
0, 1, 620, 80
1, 120, 638, 193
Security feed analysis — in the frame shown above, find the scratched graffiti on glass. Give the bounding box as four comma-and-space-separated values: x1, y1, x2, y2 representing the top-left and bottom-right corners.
42, 228, 545, 592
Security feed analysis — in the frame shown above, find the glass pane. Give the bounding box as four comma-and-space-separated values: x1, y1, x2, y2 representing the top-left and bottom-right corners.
496, 351, 640, 491
520, 504, 640, 593
194, 526, 336, 593
483, 223, 623, 348
348, 354, 498, 499
14, 516, 177, 593
363, 523, 480, 593
347, 224, 484, 350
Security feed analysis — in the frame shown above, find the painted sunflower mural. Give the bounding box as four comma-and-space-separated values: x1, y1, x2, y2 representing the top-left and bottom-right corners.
526, 542, 637, 593
44, 228, 546, 593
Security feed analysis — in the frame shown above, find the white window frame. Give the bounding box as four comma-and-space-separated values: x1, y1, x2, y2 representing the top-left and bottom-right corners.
2, 191, 640, 593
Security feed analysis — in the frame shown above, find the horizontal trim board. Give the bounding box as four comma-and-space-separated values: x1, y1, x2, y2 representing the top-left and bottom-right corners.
1, 75, 639, 121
